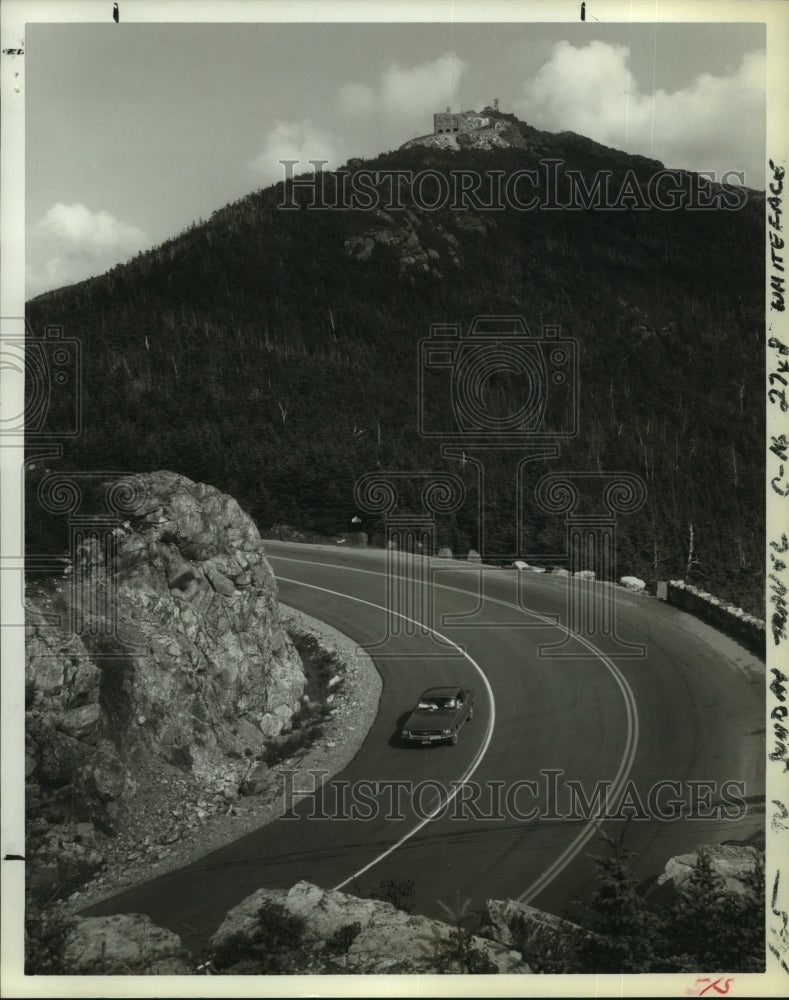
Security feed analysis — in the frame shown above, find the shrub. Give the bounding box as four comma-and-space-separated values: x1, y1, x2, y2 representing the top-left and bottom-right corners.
326, 921, 362, 954
369, 877, 415, 913
426, 893, 498, 974
210, 900, 308, 974
550, 834, 765, 973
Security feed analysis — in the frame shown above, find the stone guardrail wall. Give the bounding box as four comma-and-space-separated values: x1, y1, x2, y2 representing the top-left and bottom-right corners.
666, 580, 766, 658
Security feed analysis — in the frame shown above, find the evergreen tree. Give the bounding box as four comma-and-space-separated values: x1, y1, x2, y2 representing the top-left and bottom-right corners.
564, 830, 666, 973
553, 835, 765, 974
664, 850, 765, 972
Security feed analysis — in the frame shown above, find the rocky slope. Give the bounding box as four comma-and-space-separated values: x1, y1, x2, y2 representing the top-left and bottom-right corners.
55, 602, 381, 915
208, 881, 529, 974
25, 471, 305, 899
53, 842, 763, 975
58, 881, 532, 975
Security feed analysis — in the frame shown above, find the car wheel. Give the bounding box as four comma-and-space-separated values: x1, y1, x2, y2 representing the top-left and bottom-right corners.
450, 730, 459, 746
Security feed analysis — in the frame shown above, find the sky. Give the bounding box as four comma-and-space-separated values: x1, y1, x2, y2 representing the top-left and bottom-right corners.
22, 13, 768, 298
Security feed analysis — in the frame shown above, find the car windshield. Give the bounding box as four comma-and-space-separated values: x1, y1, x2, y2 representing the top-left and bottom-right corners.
418, 696, 454, 710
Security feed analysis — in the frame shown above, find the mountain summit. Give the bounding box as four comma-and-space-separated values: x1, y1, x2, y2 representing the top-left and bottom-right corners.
402, 105, 537, 153
401, 104, 672, 175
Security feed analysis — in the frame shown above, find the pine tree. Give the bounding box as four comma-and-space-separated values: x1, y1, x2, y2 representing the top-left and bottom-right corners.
564, 830, 666, 973
664, 850, 765, 972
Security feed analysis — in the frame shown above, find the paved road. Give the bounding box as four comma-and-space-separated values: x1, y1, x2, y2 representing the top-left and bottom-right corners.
81, 542, 765, 951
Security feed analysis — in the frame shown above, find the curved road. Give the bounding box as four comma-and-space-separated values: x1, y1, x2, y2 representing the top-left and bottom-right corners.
81, 542, 765, 951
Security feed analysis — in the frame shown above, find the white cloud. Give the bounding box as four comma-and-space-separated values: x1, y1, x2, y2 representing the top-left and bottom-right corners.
248, 119, 343, 186
27, 203, 149, 299
337, 82, 375, 117
248, 54, 469, 187
515, 43, 765, 187
338, 53, 468, 125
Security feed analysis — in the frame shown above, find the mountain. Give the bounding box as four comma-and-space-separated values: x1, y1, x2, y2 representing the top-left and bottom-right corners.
25, 109, 765, 615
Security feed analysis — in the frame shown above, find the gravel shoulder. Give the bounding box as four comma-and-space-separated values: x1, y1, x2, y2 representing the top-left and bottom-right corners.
67, 604, 381, 915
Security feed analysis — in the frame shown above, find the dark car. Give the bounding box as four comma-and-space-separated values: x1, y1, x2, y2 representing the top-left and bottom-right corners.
400, 686, 475, 746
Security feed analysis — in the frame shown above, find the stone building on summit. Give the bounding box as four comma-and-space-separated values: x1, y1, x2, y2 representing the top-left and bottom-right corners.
433, 100, 500, 135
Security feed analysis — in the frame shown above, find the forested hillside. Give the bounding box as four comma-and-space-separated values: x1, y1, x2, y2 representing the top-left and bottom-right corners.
25, 114, 765, 614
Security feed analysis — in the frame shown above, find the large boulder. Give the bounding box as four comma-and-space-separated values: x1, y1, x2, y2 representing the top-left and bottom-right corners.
649, 843, 763, 903
64, 913, 193, 974
483, 898, 591, 963
25, 472, 305, 866
25, 615, 101, 712
107, 471, 304, 746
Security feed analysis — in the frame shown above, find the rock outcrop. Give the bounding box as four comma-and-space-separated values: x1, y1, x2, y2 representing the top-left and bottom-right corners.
482, 898, 593, 969
64, 913, 193, 975
100, 470, 304, 745
401, 111, 534, 154
344, 207, 456, 279
209, 880, 531, 974
26, 471, 304, 889
483, 898, 586, 950
648, 842, 763, 903
39, 840, 763, 975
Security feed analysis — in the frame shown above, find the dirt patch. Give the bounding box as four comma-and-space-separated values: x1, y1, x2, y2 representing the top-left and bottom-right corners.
65, 605, 381, 915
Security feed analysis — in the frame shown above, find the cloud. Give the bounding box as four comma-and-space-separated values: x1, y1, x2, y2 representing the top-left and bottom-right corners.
249, 54, 468, 186
248, 119, 343, 186
27, 203, 149, 298
515, 42, 765, 186
338, 52, 468, 125
336, 82, 375, 117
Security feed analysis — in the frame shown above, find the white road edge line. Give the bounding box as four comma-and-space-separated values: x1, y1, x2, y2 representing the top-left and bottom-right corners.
271, 554, 639, 903
274, 575, 496, 892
